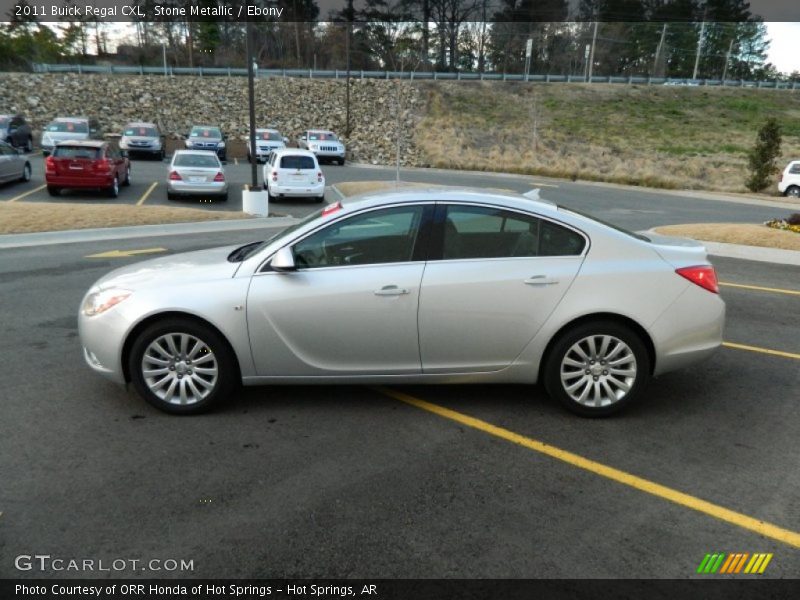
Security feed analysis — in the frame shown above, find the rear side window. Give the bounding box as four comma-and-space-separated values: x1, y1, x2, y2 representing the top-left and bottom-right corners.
280, 155, 315, 170
53, 146, 101, 159
789, 163, 800, 175
173, 154, 220, 168
539, 220, 586, 256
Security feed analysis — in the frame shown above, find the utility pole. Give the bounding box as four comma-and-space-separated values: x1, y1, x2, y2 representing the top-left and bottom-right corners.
395, 80, 401, 185
524, 38, 532, 82
345, 0, 353, 138
692, 10, 707, 80
246, 19, 258, 189
162, 43, 167, 78
722, 38, 734, 81
652, 23, 667, 78
588, 21, 599, 82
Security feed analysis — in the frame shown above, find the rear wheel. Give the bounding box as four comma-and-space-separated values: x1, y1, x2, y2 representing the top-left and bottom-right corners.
786, 185, 800, 198
107, 176, 119, 198
47, 185, 61, 196
220, 192, 229, 202
128, 318, 238, 415
24, 137, 33, 153
543, 321, 651, 417
167, 191, 175, 201
122, 166, 131, 186
20, 162, 31, 182
314, 194, 325, 203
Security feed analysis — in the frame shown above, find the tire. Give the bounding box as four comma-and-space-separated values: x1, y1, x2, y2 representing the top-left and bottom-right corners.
47, 185, 61, 196
314, 194, 325, 203
167, 191, 175, 201
338, 157, 345, 166
220, 192, 228, 202
25, 137, 33, 153
785, 186, 800, 198
107, 176, 119, 198
266, 186, 276, 203
543, 320, 651, 417
122, 166, 131, 186
19, 162, 31, 182
128, 317, 238, 415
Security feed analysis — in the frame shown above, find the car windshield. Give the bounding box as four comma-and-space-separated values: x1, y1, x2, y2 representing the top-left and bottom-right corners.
280, 155, 315, 170
125, 126, 158, 137
191, 127, 221, 138
173, 154, 220, 168
559, 205, 650, 242
48, 121, 89, 133
259, 131, 282, 141
308, 132, 336, 141
229, 208, 326, 262
53, 146, 101, 159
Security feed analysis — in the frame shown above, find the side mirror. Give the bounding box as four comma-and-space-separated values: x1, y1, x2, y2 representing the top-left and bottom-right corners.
270, 247, 296, 271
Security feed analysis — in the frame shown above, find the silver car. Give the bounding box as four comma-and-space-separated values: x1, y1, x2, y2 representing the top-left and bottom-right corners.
78, 189, 725, 417
120, 122, 165, 160
247, 128, 288, 163
167, 150, 228, 201
40, 117, 101, 156
0, 140, 32, 184
298, 129, 346, 165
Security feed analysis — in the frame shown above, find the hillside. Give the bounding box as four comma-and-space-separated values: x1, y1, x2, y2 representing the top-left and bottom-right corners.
415, 82, 800, 192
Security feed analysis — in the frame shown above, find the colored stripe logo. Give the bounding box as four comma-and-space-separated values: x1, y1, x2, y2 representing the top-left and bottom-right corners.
697, 553, 773, 574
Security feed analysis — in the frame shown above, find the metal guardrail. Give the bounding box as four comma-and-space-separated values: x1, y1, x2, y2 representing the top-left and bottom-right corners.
30, 63, 800, 89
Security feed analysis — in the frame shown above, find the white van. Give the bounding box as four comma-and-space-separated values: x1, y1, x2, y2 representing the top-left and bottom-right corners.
263, 148, 325, 202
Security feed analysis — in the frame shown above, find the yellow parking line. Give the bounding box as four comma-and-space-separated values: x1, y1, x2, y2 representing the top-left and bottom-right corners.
6, 184, 46, 203
723, 341, 800, 360
136, 182, 158, 206
719, 282, 800, 297
375, 387, 800, 549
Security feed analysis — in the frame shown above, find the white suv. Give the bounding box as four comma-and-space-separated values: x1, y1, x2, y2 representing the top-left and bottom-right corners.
778, 161, 800, 197
263, 148, 325, 202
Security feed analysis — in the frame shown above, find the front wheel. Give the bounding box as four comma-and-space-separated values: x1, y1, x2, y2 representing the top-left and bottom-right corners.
785, 185, 800, 198
543, 321, 651, 417
128, 318, 238, 415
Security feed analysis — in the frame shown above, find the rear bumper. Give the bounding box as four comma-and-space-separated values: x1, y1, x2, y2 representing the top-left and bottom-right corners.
168, 181, 228, 196
46, 174, 115, 188
268, 182, 325, 197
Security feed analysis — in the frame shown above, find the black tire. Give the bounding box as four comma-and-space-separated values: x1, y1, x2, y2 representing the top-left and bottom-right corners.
266, 187, 276, 203
122, 166, 131, 186
220, 192, 228, 202
19, 162, 31, 182
314, 194, 325, 203
128, 317, 238, 415
25, 137, 33, 153
785, 186, 800, 198
107, 176, 119, 198
47, 185, 60, 196
338, 157, 346, 166
167, 191, 175, 201
543, 320, 651, 417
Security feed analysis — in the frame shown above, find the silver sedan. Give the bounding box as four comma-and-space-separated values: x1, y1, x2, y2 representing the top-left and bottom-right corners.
166, 150, 228, 201
0, 140, 32, 184
78, 189, 725, 417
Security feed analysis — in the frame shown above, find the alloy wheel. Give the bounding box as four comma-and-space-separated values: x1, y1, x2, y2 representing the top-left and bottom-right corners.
141, 333, 218, 406
559, 334, 637, 408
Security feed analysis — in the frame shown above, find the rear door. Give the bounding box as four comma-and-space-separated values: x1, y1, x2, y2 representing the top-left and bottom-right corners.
0, 143, 12, 180
418, 203, 587, 373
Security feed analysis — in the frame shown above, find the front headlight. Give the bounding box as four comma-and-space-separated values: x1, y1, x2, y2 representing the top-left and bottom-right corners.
218, 141, 226, 148
82, 288, 132, 317
185, 140, 193, 148
310, 144, 318, 151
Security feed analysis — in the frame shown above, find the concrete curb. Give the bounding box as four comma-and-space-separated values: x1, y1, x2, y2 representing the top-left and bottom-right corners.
0, 216, 299, 249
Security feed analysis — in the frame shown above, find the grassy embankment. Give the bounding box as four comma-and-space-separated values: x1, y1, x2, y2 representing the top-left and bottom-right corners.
415, 82, 800, 193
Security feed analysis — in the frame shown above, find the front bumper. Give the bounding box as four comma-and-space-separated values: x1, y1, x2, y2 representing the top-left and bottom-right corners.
78, 308, 130, 385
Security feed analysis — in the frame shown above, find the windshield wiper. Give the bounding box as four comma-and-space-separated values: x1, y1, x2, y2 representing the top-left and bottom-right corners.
227, 241, 263, 263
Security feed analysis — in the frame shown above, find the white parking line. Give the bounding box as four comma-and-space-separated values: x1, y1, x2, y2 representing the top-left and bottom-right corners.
6, 184, 46, 203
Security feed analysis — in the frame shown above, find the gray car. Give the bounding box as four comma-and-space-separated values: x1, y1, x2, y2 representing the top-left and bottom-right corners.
167, 150, 228, 201
0, 140, 32, 184
298, 129, 346, 165
247, 128, 288, 163
78, 189, 725, 417
120, 122, 165, 160
41, 117, 102, 156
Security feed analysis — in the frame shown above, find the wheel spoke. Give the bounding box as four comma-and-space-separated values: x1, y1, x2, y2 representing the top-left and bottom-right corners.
166, 335, 180, 357
144, 354, 170, 367
563, 357, 584, 368
143, 367, 170, 377
179, 379, 188, 404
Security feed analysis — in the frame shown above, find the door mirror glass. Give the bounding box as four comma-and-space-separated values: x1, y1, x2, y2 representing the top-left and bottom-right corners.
270, 247, 296, 271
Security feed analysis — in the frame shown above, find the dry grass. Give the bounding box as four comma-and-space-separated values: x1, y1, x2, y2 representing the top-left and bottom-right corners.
335, 180, 514, 197
653, 223, 800, 251
0, 202, 250, 234
415, 82, 800, 193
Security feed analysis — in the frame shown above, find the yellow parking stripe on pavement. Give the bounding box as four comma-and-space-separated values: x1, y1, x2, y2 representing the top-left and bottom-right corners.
136, 182, 158, 206
6, 184, 46, 203
719, 281, 800, 297
723, 341, 800, 361
375, 387, 800, 549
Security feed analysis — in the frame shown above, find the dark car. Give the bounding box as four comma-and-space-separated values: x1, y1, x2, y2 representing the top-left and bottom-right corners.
45, 140, 131, 198
184, 125, 227, 161
0, 114, 33, 152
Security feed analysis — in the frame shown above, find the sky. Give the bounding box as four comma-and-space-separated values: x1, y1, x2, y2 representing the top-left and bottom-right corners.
765, 22, 800, 74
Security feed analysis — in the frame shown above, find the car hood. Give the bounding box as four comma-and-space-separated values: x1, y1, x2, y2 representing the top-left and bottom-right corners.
188, 137, 223, 144
92, 245, 241, 291
43, 131, 89, 142
122, 136, 159, 143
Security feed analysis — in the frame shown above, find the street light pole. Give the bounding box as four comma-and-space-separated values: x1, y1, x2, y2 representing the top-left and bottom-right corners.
246, 19, 258, 189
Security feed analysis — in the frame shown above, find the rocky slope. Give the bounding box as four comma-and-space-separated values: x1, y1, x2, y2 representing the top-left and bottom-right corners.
0, 73, 425, 166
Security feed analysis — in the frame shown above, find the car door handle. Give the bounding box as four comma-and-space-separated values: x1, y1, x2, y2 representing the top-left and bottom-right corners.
524, 275, 559, 285
374, 285, 410, 296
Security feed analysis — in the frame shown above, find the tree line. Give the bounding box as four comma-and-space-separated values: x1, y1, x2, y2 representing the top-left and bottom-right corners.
1, 0, 795, 81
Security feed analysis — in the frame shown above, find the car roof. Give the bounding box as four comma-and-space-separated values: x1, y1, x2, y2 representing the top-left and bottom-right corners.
54, 139, 105, 147
339, 188, 557, 215
273, 148, 316, 157
173, 149, 220, 157
125, 122, 157, 128
256, 128, 280, 132
308, 129, 335, 134
52, 117, 89, 122
190, 125, 221, 129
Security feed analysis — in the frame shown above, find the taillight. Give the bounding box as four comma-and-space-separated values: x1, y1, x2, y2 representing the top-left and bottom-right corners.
676, 265, 719, 294
168, 170, 182, 181
45, 156, 55, 173
271, 171, 278, 182
317, 171, 323, 183
213, 171, 225, 182
93, 158, 113, 173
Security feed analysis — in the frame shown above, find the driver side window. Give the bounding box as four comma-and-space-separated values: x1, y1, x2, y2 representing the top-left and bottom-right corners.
292, 206, 424, 269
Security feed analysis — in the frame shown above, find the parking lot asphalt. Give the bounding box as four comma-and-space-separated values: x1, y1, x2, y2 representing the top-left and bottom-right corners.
2, 154, 798, 230
0, 225, 798, 578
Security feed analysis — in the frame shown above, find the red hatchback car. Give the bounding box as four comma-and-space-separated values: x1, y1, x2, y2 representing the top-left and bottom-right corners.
45, 140, 130, 197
